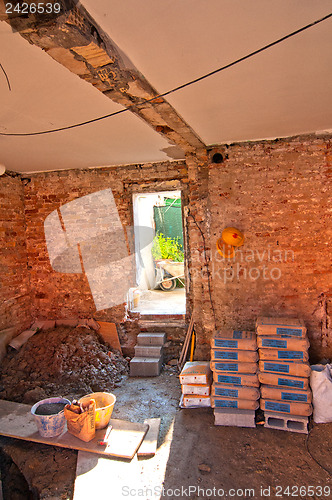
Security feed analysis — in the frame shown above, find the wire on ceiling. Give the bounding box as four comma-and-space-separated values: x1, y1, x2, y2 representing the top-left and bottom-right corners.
0, 62, 11, 91
0, 11, 331, 137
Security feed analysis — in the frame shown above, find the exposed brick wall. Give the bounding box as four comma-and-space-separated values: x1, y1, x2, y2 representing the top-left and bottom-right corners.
1, 134, 330, 362
185, 152, 214, 353
0, 175, 31, 338
23, 161, 188, 330
197, 135, 331, 362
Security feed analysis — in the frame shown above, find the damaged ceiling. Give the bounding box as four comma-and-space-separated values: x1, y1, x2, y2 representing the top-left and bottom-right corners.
0, 0, 332, 173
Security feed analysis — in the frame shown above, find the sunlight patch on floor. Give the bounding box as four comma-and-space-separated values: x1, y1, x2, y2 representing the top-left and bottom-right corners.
131, 288, 186, 315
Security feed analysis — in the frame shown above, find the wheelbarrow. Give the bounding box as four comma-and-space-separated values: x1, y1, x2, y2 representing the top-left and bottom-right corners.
155, 260, 185, 291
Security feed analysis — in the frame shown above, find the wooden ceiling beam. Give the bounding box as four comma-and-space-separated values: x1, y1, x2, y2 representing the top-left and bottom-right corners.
0, 0, 206, 155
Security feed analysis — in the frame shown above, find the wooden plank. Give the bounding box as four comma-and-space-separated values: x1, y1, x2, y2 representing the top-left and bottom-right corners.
101, 420, 149, 459
97, 321, 122, 353
137, 418, 161, 457
0, 399, 147, 459
178, 313, 194, 371
71, 42, 115, 68
178, 315, 193, 365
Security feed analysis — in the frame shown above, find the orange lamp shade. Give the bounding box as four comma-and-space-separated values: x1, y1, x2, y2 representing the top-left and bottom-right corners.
221, 227, 244, 247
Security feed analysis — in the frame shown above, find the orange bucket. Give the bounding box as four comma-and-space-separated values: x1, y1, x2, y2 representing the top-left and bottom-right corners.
79, 392, 116, 429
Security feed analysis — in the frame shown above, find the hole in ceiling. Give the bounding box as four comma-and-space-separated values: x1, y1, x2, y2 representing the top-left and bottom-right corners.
212, 152, 224, 164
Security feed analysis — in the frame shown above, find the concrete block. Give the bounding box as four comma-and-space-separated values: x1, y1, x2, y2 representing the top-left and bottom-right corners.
214, 408, 256, 428
137, 333, 166, 346
264, 411, 308, 434
130, 357, 163, 377
134, 345, 163, 358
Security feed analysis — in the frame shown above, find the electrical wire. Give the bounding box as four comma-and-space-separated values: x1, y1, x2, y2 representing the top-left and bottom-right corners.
0, 62, 11, 91
0, 11, 331, 137
187, 210, 217, 330
305, 427, 332, 476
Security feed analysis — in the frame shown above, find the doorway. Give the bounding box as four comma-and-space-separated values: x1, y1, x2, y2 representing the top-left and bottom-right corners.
131, 191, 186, 315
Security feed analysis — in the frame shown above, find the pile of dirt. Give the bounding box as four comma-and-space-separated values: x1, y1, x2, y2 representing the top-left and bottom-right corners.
0, 326, 129, 404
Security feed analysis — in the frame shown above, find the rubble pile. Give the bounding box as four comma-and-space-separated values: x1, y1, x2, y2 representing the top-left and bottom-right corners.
0, 326, 129, 403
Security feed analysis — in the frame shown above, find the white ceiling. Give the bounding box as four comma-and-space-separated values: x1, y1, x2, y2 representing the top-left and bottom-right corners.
1, 0, 332, 173
0, 22, 175, 173
82, 0, 332, 144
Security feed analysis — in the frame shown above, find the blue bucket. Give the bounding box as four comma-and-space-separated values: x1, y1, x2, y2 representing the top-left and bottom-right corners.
31, 397, 70, 437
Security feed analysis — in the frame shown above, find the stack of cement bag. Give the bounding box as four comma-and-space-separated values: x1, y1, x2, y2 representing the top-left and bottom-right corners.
257, 317, 312, 433
210, 331, 260, 427
179, 361, 212, 407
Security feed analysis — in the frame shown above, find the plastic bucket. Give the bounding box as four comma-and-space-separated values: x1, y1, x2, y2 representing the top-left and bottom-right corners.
31, 397, 71, 437
79, 392, 116, 429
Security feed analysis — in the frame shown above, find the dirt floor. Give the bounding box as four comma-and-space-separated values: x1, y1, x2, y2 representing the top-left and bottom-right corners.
0, 367, 331, 499
0, 367, 181, 499
0, 327, 331, 499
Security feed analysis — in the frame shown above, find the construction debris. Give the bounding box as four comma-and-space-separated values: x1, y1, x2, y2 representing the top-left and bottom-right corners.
0, 326, 128, 404
8, 327, 39, 350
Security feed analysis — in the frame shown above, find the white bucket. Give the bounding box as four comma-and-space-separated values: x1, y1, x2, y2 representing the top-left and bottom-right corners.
31, 397, 70, 437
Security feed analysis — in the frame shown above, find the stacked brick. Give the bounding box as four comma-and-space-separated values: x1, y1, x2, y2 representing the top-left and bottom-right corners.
179, 361, 212, 407
210, 331, 260, 427
257, 317, 312, 433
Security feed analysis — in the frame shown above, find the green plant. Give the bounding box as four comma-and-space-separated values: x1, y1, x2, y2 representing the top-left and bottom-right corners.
151, 233, 184, 262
